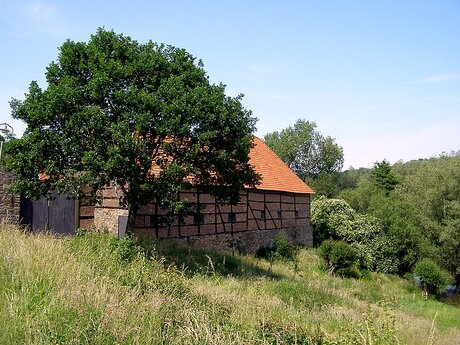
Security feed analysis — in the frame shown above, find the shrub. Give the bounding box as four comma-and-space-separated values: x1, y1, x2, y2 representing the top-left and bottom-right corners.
311, 196, 380, 245
255, 246, 273, 259
413, 258, 452, 295
318, 240, 360, 278
255, 232, 298, 270
273, 231, 297, 260
311, 196, 410, 274
336, 267, 361, 279
403, 272, 417, 284
110, 236, 138, 262
256, 231, 297, 261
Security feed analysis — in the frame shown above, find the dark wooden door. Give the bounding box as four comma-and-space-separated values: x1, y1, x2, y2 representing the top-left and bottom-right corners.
21, 193, 76, 235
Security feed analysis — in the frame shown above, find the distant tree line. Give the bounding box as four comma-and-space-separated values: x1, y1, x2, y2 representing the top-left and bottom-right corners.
265, 120, 459, 292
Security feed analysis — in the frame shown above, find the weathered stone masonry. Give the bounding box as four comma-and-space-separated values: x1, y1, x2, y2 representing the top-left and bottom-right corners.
0, 166, 20, 224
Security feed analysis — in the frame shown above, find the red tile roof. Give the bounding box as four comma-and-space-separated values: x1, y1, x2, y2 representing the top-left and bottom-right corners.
249, 137, 314, 194
147, 136, 314, 194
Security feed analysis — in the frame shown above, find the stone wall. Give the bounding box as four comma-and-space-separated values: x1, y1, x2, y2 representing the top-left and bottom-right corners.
94, 207, 128, 236
158, 225, 313, 255
0, 166, 20, 224
93, 199, 313, 254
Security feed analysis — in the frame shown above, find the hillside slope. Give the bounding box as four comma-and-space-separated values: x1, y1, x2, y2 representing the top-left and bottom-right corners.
0, 223, 459, 344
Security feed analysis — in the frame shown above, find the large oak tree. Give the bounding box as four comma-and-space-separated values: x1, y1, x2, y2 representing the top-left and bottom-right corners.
5, 28, 259, 228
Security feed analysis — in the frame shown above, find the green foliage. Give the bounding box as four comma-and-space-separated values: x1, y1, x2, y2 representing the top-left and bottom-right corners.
440, 199, 460, 287
311, 197, 403, 273
255, 231, 298, 270
110, 235, 137, 262
361, 236, 400, 274
397, 154, 460, 287
335, 266, 361, 279
5, 28, 259, 228
341, 161, 403, 256
318, 240, 360, 278
264, 119, 344, 181
311, 196, 380, 244
367, 193, 427, 274
336, 162, 433, 276
413, 258, 452, 295
307, 171, 342, 198
273, 231, 297, 261
371, 160, 399, 195
338, 180, 373, 214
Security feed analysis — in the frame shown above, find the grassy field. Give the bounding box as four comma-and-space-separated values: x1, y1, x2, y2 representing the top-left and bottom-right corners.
0, 223, 459, 344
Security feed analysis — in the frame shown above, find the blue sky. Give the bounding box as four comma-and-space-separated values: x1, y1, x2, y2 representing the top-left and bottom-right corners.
1, 0, 459, 168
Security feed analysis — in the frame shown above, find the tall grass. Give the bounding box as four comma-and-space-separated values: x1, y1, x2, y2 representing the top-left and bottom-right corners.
0, 223, 459, 344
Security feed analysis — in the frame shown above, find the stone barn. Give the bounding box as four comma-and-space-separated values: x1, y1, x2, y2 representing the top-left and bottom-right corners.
93, 137, 314, 253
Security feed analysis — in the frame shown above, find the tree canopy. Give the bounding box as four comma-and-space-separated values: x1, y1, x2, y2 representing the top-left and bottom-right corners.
5, 28, 259, 226
311, 196, 399, 273
334, 153, 460, 286
263, 119, 344, 181
370, 160, 399, 195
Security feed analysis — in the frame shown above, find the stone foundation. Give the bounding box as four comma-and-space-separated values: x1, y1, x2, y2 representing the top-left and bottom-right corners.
0, 167, 20, 224
94, 204, 313, 254
157, 226, 312, 255
94, 207, 128, 236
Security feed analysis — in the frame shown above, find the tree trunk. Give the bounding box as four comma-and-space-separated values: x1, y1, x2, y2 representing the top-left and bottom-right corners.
127, 190, 140, 236
124, 178, 144, 236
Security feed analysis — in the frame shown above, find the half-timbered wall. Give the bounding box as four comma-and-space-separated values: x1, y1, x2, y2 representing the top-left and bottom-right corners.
78, 186, 97, 229
93, 186, 312, 253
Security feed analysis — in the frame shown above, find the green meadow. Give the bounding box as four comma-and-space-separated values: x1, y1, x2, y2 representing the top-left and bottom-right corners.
0, 223, 458, 344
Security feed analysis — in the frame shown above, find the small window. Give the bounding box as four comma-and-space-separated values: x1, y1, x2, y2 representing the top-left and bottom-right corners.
295, 210, 300, 219
277, 210, 282, 219
228, 212, 236, 223
150, 215, 162, 227
260, 210, 266, 220
193, 213, 204, 225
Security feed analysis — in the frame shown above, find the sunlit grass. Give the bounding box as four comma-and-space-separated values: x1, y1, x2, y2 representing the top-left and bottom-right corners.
0, 222, 459, 344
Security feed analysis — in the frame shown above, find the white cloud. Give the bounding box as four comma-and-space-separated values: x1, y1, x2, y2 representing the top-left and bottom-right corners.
408, 73, 460, 85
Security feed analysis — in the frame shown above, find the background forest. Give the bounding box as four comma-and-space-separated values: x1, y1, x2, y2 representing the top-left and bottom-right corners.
265, 119, 460, 291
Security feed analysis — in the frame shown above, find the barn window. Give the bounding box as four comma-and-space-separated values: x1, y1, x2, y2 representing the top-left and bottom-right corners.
260, 210, 266, 220
150, 215, 165, 227
277, 210, 282, 219
193, 213, 204, 225
228, 212, 236, 223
